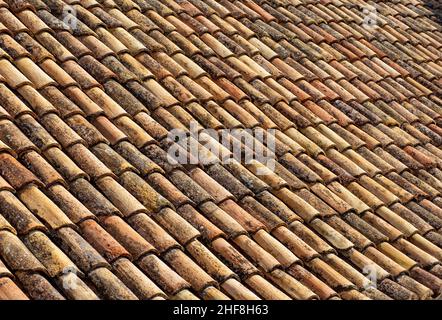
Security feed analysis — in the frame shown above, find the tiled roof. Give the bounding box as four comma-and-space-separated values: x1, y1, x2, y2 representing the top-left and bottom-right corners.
0, 0, 441, 300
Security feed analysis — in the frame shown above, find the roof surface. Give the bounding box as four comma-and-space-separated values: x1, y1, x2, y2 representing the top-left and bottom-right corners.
0, 0, 441, 300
